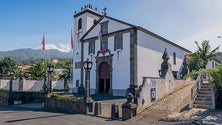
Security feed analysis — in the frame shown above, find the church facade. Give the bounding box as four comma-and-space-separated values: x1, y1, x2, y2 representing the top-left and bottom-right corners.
72, 5, 191, 96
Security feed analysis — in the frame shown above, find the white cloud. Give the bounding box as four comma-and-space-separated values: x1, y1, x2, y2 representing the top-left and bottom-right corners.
37, 43, 71, 52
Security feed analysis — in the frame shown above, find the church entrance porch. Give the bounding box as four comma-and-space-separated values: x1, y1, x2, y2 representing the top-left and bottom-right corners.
99, 62, 111, 94
95, 52, 113, 95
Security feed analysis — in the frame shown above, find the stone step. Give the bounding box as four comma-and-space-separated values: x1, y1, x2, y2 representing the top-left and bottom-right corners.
201, 85, 213, 88
200, 88, 213, 91
199, 91, 212, 94
194, 100, 212, 105
196, 96, 211, 101
202, 81, 209, 84
193, 104, 212, 109
197, 93, 212, 97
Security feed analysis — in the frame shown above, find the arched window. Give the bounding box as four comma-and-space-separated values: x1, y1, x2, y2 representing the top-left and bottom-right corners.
78, 18, 82, 30
173, 52, 176, 65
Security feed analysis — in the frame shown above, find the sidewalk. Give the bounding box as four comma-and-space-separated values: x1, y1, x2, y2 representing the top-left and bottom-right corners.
10, 103, 44, 109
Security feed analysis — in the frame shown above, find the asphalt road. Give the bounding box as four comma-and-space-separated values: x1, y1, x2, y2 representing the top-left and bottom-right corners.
0, 106, 173, 125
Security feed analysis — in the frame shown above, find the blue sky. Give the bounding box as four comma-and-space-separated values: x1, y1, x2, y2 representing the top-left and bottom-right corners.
0, 0, 222, 52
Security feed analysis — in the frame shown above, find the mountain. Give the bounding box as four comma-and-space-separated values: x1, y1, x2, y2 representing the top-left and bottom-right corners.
0, 48, 72, 63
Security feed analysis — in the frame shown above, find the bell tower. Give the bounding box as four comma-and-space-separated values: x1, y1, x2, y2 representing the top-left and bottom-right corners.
72, 4, 102, 92
73, 4, 102, 60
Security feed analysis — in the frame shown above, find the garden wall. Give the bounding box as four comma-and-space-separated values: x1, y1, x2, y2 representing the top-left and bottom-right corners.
45, 98, 85, 114
0, 91, 44, 105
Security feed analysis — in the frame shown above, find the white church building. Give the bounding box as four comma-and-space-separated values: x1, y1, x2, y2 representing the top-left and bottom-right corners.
72, 5, 191, 96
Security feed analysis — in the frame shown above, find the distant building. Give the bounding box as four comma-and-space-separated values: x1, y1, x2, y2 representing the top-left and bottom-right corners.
54, 69, 66, 75
72, 5, 191, 96
206, 58, 221, 69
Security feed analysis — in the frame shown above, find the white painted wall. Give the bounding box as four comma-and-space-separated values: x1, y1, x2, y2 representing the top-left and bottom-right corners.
82, 32, 131, 96
73, 8, 190, 96
73, 11, 101, 89
137, 30, 188, 85
0, 79, 65, 91
85, 17, 131, 39
136, 69, 193, 113
112, 33, 131, 90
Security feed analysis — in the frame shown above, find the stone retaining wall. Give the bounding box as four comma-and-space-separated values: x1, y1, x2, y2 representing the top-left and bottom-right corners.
8, 91, 44, 105
45, 98, 85, 114
136, 68, 192, 113
0, 91, 44, 105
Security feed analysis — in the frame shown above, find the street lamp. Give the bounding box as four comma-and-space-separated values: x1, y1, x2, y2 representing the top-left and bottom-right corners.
47, 64, 54, 94
83, 59, 93, 114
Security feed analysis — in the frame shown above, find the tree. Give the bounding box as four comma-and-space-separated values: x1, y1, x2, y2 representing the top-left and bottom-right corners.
0, 57, 17, 78
187, 40, 220, 70
207, 64, 222, 88
58, 59, 72, 81
27, 60, 46, 80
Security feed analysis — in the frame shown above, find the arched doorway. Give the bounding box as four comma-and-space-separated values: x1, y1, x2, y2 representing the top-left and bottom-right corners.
99, 62, 111, 94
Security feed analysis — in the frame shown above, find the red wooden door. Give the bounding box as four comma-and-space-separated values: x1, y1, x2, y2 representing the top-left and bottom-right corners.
99, 62, 110, 93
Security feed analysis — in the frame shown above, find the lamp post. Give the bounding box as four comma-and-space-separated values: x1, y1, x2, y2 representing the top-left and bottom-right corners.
83, 59, 93, 114
47, 64, 54, 95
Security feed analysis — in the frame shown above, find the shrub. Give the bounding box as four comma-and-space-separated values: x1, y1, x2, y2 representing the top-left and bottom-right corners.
50, 93, 83, 101
50, 93, 61, 98
0, 89, 8, 94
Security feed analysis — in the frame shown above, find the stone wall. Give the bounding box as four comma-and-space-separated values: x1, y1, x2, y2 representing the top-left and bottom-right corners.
0, 91, 9, 106
0, 91, 44, 105
8, 91, 44, 105
0, 79, 65, 91
45, 98, 85, 114
136, 68, 192, 113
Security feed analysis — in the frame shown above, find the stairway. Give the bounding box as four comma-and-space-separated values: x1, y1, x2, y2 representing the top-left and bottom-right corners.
193, 80, 214, 109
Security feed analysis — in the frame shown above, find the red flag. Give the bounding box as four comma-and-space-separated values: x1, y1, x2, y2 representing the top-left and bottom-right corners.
71, 30, 74, 50
42, 35, 45, 51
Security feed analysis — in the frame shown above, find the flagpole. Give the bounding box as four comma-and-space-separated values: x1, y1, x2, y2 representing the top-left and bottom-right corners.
42, 34, 48, 93
70, 29, 74, 93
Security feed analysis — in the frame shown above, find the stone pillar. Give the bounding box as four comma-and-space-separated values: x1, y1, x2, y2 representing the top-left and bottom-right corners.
111, 103, 119, 120
18, 74, 23, 91
9, 77, 13, 92
94, 102, 101, 115
64, 74, 70, 95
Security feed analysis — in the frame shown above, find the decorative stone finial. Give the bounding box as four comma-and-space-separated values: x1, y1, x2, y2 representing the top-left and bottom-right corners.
159, 48, 170, 78
162, 48, 169, 60
103, 7, 107, 15
180, 56, 189, 78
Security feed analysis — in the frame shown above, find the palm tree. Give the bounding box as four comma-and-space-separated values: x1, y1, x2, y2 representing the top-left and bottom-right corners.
188, 40, 219, 70
27, 60, 46, 80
